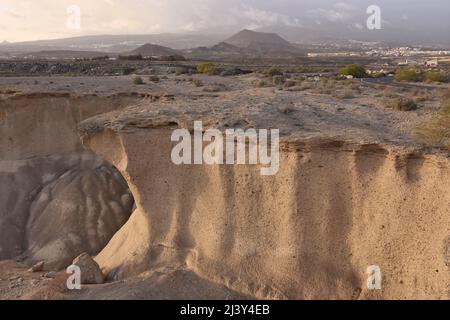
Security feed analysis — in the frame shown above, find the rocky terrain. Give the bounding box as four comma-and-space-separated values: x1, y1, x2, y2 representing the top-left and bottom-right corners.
0, 64, 449, 299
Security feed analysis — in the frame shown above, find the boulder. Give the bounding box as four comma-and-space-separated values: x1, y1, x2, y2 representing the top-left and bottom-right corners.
72, 253, 104, 284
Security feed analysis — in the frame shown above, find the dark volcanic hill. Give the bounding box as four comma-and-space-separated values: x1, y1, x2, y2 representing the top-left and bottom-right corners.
128, 43, 181, 57
184, 30, 303, 60
183, 42, 243, 60
224, 29, 296, 51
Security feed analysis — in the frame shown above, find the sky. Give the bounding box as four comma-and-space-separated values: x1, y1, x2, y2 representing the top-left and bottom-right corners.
0, 0, 449, 42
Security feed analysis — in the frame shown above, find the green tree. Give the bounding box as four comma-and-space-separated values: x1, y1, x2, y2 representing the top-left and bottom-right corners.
339, 64, 368, 78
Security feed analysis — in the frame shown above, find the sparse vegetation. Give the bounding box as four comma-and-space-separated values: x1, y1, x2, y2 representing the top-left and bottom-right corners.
423, 70, 443, 83
264, 67, 283, 77
396, 68, 445, 83
254, 79, 269, 88
272, 75, 284, 86
395, 68, 422, 82
339, 64, 368, 78
415, 95, 450, 147
383, 97, 418, 111
192, 78, 204, 87
203, 83, 227, 92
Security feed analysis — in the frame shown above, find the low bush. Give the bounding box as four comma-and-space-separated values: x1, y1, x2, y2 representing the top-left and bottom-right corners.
272, 75, 285, 86
254, 79, 269, 88
395, 68, 445, 83
203, 83, 227, 92
383, 97, 418, 111
339, 64, 368, 78
423, 70, 443, 83
133, 76, 144, 85
395, 68, 422, 82
414, 99, 450, 147
265, 67, 283, 77
197, 62, 215, 75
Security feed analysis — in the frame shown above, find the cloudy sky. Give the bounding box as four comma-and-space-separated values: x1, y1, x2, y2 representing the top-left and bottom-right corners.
0, 0, 449, 42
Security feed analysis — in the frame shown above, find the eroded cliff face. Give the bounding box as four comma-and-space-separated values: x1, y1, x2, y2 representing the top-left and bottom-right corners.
82, 128, 450, 300
0, 94, 136, 269
1, 84, 449, 299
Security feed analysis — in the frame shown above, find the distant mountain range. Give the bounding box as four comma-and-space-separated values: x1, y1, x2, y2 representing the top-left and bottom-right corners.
0, 33, 222, 54
1, 30, 307, 60
1, 19, 450, 57
1, 27, 449, 60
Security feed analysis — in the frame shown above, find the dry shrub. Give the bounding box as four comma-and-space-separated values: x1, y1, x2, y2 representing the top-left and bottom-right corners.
197, 62, 215, 75
383, 98, 418, 111
263, 67, 283, 77
203, 83, 227, 92
192, 78, 204, 87
414, 90, 430, 102
414, 99, 450, 147
272, 75, 285, 86
132, 76, 144, 85
283, 80, 297, 89
254, 79, 269, 88
334, 90, 355, 99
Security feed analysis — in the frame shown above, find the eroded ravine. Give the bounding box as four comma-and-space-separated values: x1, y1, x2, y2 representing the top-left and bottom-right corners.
1, 91, 449, 299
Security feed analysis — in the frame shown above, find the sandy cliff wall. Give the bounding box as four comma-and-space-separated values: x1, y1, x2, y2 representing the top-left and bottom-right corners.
83, 128, 450, 299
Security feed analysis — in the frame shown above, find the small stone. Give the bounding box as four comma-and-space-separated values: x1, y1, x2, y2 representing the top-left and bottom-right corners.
44, 271, 57, 279
29, 261, 45, 272
72, 253, 104, 284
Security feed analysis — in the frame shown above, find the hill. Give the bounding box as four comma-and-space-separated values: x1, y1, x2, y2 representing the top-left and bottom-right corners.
128, 43, 181, 57
223, 29, 296, 51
